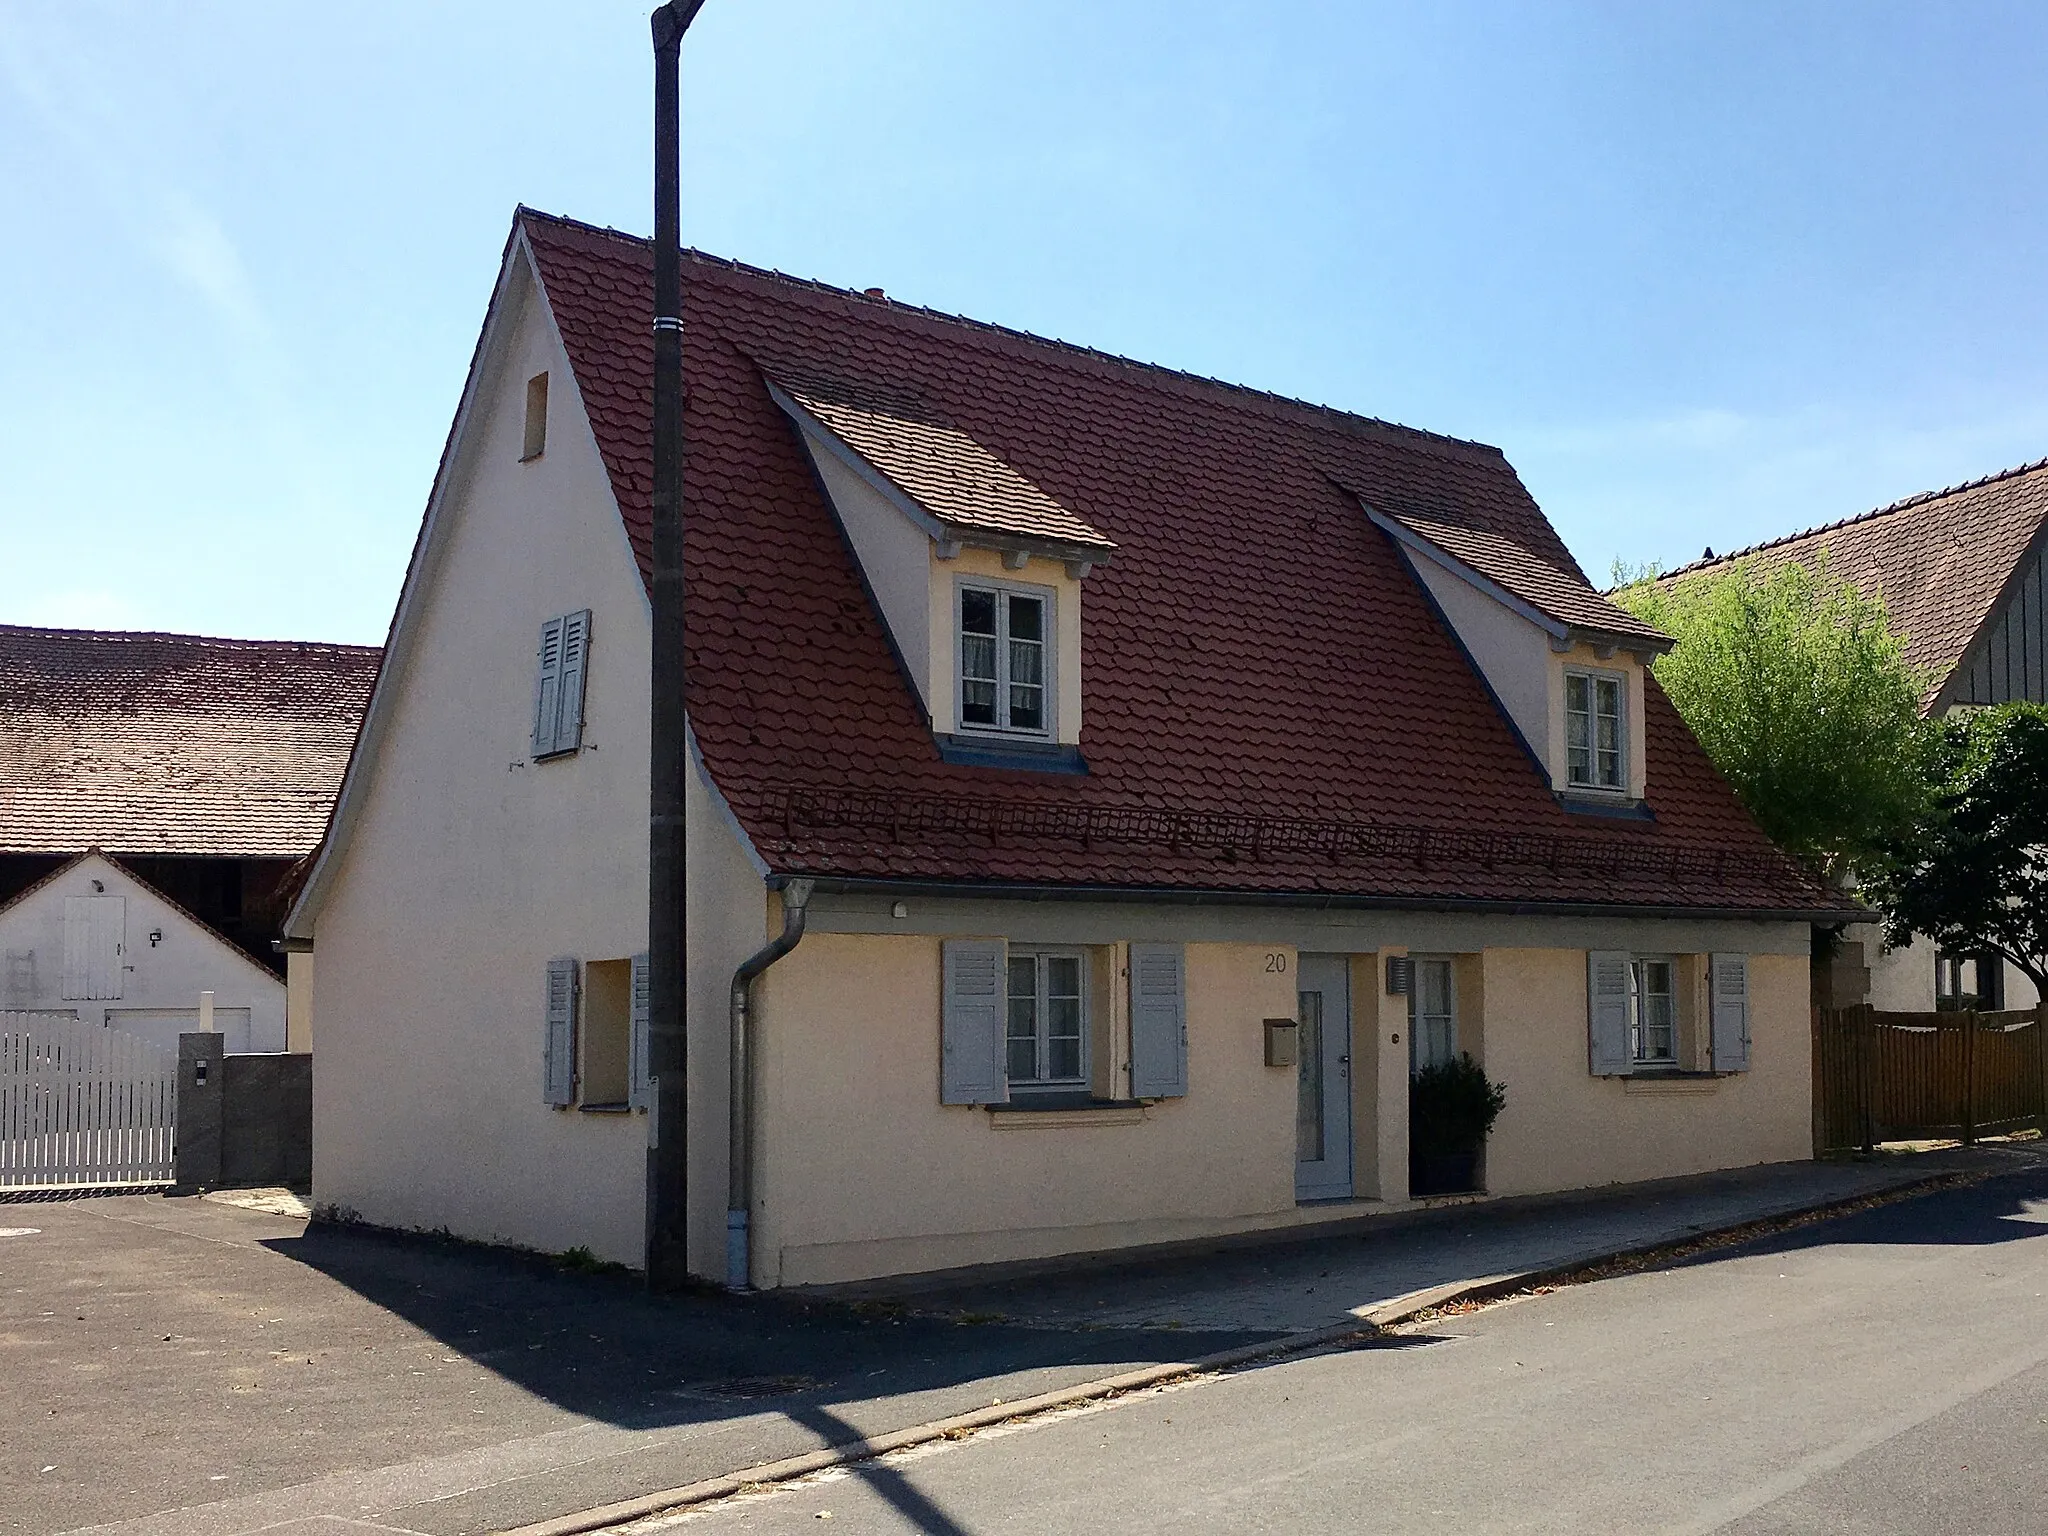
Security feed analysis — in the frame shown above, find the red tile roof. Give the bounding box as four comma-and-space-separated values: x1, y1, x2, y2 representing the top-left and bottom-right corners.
0, 625, 380, 858
521, 209, 1841, 915
1659, 458, 2048, 707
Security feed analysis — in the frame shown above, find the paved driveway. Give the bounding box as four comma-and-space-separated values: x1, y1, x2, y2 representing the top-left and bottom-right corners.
0, 1195, 1250, 1536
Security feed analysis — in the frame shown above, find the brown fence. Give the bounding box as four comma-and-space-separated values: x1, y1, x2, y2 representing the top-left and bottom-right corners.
1813, 1005, 2047, 1153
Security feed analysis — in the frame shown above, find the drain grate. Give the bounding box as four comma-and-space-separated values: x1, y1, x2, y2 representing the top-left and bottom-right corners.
680, 1373, 824, 1401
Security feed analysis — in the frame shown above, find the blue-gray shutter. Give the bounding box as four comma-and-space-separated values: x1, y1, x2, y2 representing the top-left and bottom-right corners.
1129, 942, 1189, 1099
1587, 950, 1633, 1076
554, 609, 591, 754
1710, 952, 1752, 1072
532, 616, 566, 758
628, 951, 651, 1109
543, 955, 578, 1107
941, 939, 1008, 1105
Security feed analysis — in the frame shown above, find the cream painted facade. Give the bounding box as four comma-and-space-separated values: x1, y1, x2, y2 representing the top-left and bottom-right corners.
289, 232, 1828, 1289
295, 244, 765, 1270
0, 852, 286, 1054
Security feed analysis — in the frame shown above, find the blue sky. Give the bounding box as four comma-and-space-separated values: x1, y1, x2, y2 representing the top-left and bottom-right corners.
5, 2, 2048, 644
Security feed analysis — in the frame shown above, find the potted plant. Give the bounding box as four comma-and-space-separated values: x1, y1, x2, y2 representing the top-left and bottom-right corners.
1409, 1053, 1507, 1197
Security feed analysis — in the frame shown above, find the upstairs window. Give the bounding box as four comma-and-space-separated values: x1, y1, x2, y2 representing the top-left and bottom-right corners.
522, 372, 549, 460
1006, 948, 1085, 1088
1565, 669, 1625, 791
959, 582, 1049, 736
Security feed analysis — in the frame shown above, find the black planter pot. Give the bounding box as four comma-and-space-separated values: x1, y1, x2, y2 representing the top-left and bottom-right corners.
1409, 1148, 1481, 1197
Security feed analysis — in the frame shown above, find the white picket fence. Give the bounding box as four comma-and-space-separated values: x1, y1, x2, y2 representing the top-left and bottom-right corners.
0, 1013, 176, 1189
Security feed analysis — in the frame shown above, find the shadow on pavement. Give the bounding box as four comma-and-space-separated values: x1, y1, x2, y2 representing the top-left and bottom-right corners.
1667, 1164, 2048, 1271
260, 1220, 1265, 1436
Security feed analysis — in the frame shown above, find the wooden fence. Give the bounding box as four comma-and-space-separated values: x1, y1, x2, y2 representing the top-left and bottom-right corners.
0, 1013, 177, 1189
1813, 1004, 2047, 1154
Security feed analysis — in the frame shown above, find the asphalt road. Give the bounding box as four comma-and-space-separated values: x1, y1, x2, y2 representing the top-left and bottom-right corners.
654, 1164, 2048, 1535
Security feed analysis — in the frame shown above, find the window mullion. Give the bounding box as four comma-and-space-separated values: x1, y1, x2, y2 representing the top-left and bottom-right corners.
994, 597, 1013, 729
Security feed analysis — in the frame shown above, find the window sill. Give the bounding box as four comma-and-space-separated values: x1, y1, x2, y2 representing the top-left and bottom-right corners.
936, 734, 1087, 775
987, 1097, 1147, 1128
1557, 792, 1654, 821
578, 1102, 635, 1115
1623, 1073, 1721, 1096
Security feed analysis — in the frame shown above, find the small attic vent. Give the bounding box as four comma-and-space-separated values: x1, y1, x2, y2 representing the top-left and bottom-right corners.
522, 372, 549, 461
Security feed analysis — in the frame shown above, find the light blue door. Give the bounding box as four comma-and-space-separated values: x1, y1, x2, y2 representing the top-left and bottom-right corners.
1295, 954, 1353, 1200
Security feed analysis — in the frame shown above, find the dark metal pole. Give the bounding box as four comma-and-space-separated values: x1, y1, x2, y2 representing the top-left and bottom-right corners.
646, 0, 706, 1289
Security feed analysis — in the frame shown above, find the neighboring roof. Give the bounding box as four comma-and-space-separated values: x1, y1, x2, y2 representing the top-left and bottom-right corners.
1366, 506, 1671, 651
770, 372, 1116, 555
1659, 458, 2048, 700
496, 210, 1838, 915
0, 849, 286, 984
0, 625, 380, 858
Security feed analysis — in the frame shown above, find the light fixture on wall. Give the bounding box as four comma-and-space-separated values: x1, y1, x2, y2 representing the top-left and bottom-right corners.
90, 879, 104, 893
148, 929, 163, 948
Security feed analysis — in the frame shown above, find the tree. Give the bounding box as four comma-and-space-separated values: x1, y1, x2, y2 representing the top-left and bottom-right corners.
1611, 557, 1937, 884
1863, 704, 2048, 992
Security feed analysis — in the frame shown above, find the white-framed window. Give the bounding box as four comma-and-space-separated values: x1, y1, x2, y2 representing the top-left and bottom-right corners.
959, 580, 1051, 736
1630, 956, 1677, 1065
1005, 948, 1086, 1088
1409, 956, 1457, 1074
1564, 669, 1625, 791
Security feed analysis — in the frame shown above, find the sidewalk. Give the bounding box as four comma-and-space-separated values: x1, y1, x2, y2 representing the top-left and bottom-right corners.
839, 1144, 2031, 1333
17, 1146, 2020, 1536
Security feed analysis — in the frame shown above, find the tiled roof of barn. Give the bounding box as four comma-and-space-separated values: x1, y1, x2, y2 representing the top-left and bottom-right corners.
519, 208, 1839, 915
1659, 458, 2048, 706
0, 624, 380, 857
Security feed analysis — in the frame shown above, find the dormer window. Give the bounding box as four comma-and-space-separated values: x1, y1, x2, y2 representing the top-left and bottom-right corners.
960, 581, 1050, 735
1564, 669, 1625, 791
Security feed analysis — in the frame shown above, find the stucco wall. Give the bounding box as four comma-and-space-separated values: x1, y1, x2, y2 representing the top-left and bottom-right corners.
0, 853, 284, 1053
306, 252, 769, 1270
1480, 947, 1811, 1196
1407, 555, 1550, 767
751, 933, 1298, 1286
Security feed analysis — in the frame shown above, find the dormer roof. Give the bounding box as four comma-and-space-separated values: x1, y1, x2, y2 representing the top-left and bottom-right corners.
1365, 505, 1672, 655
767, 370, 1115, 564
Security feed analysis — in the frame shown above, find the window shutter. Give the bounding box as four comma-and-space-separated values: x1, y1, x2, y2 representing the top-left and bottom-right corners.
941, 939, 1008, 1105
629, 951, 652, 1109
554, 609, 591, 754
1710, 952, 1752, 1072
532, 616, 566, 758
1129, 942, 1189, 1099
544, 956, 579, 1107
1587, 950, 1633, 1076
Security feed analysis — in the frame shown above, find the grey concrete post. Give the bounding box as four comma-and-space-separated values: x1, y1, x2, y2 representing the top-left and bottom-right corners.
174, 1032, 225, 1194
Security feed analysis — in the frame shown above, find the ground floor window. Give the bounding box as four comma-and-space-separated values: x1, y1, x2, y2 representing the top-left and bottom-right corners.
1936, 950, 2003, 1011
1631, 957, 1677, 1064
1006, 948, 1086, 1088
1409, 957, 1457, 1073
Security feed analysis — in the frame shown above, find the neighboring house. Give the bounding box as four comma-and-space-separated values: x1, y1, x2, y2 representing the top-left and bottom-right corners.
0, 850, 286, 1053
285, 208, 1851, 1285
1663, 459, 2048, 1014
0, 624, 380, 1048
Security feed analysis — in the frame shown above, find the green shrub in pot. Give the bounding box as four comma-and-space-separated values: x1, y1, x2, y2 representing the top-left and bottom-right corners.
1409, 1053, 1507, 1195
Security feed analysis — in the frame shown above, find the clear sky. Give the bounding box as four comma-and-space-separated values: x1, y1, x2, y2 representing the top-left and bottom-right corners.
6, 2, 2048, 645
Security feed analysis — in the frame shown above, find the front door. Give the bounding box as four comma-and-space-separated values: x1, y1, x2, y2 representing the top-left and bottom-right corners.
1295, 954, 1353, 1200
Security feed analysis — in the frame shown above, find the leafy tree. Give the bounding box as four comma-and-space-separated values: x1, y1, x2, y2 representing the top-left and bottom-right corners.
1611, 557, 1937, 883
1863, 704, 2048, 992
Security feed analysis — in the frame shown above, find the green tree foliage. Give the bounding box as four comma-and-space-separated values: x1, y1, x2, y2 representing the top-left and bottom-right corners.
1611, 558, 1936, 882
1863, 704, 2048, 990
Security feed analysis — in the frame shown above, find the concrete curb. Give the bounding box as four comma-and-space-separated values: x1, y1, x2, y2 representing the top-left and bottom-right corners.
493, 1163, 1975, 1536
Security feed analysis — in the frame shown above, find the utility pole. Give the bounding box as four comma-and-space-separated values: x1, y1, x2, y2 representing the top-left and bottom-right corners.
646, 0, 706, 1289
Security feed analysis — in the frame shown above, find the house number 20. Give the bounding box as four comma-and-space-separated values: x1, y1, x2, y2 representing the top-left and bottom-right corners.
1264, 952, 1289, 974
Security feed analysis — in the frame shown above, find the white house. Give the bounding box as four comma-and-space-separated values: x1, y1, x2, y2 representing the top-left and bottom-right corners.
0, 851, 286, 1054
284, 209, 1853, 1286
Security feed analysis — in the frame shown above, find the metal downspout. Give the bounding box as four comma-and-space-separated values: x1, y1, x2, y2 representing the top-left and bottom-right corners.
727, 878, 814, 1289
